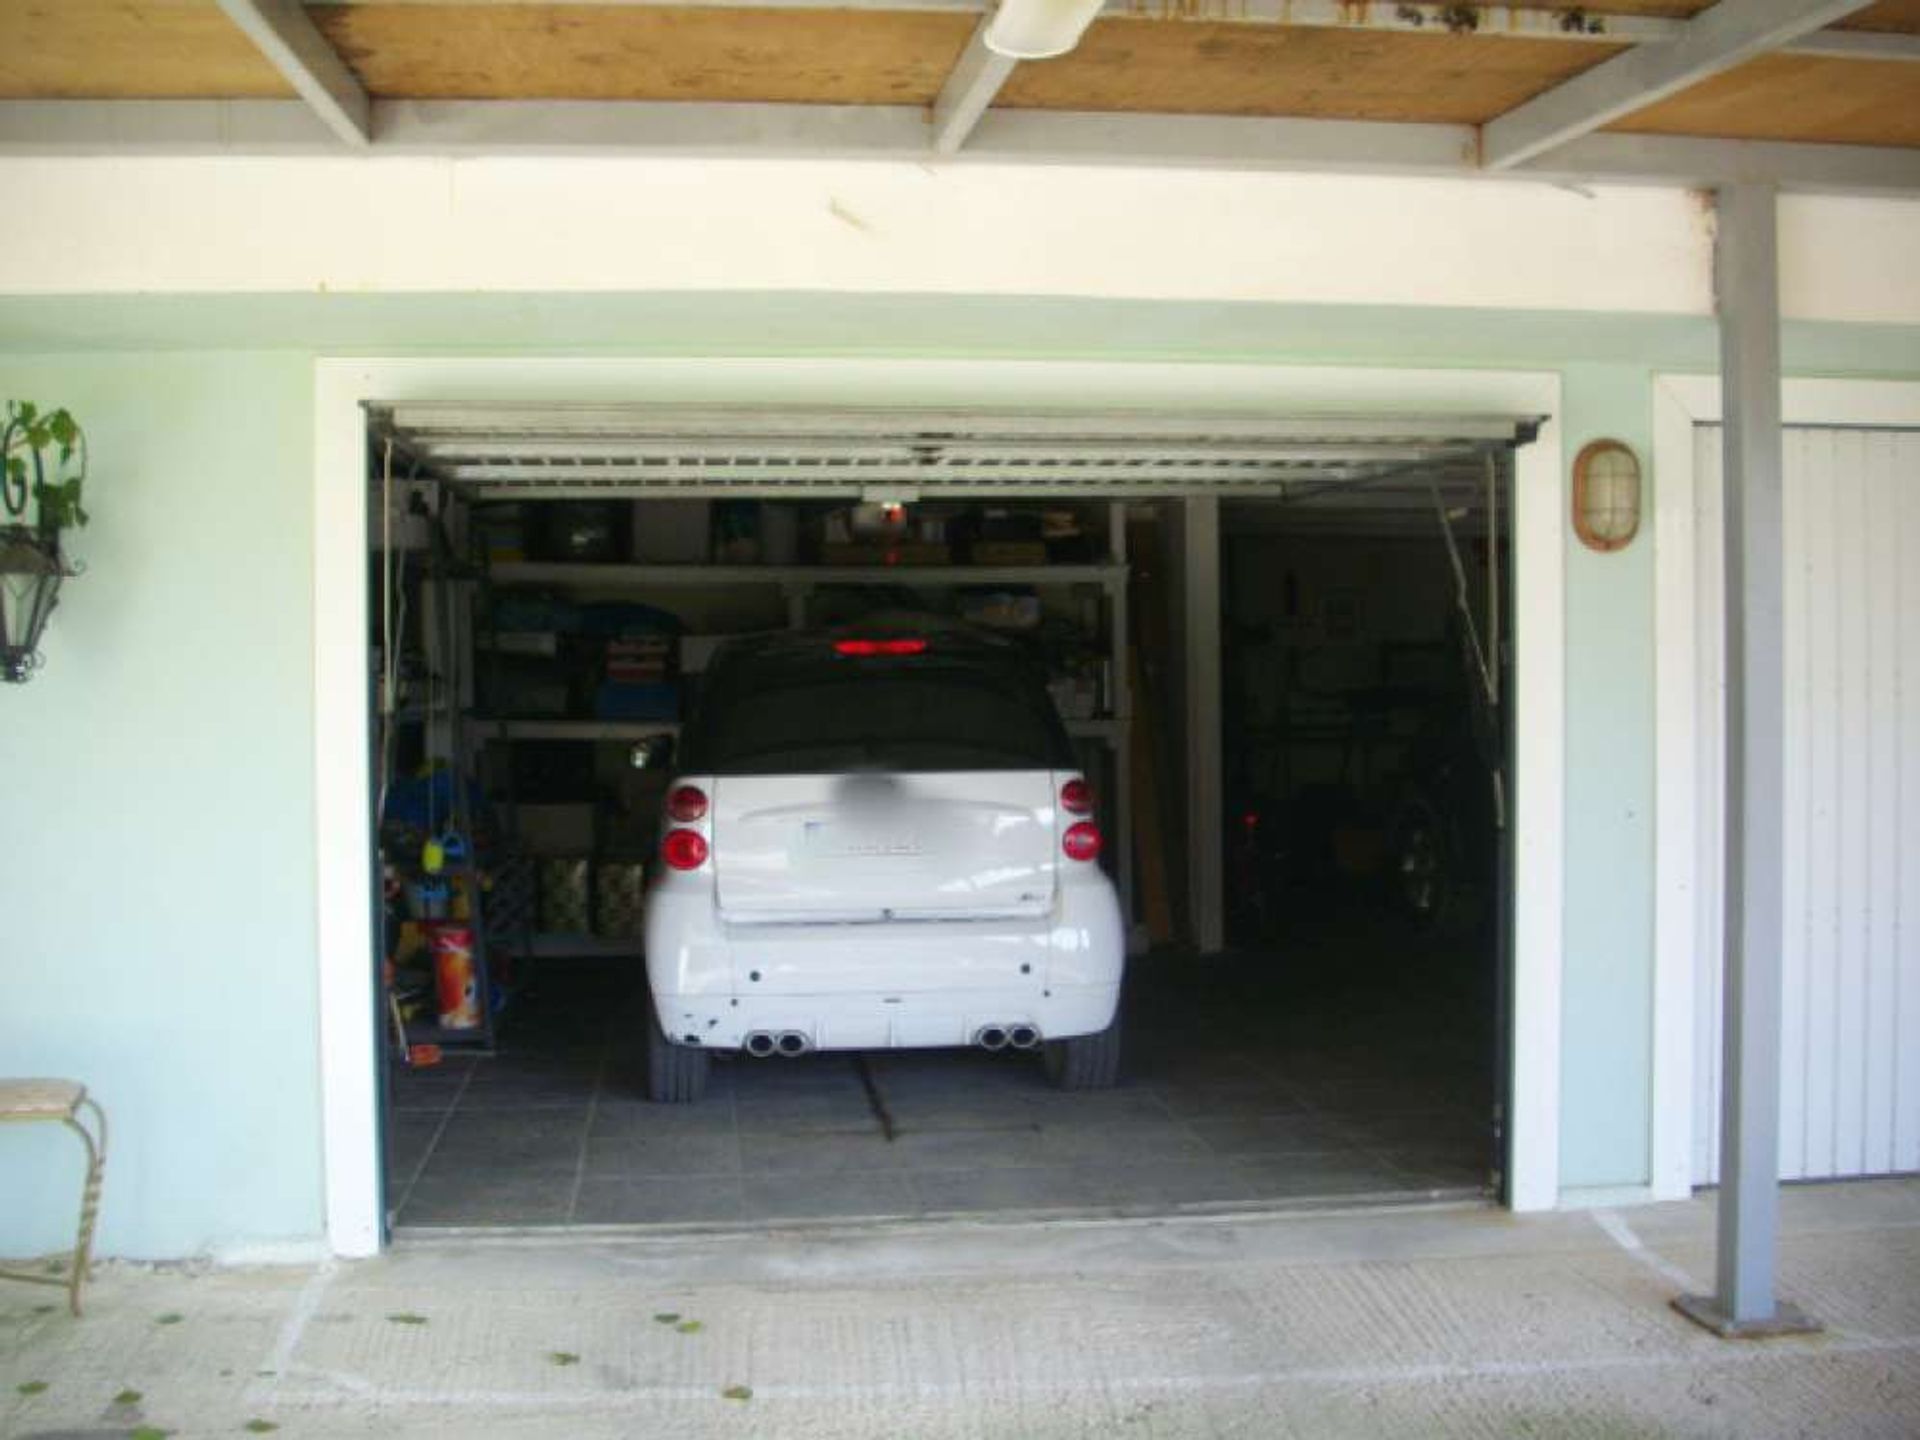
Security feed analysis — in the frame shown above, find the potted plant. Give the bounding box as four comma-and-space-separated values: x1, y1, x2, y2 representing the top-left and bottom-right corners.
2, 400, 89, 683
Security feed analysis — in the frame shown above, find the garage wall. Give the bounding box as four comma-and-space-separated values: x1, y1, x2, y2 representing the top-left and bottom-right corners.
0, 296, 1915, 1251
0, 352, 323, 1261
1557, 364, 1658, 1195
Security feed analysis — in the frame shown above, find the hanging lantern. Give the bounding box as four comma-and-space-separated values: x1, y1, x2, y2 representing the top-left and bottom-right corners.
2, 401, 89, 684
0, 524, 74, 683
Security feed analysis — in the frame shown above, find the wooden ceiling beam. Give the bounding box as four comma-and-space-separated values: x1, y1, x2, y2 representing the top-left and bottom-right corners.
1481, 0, 1878, 170
214, 0, 370, 146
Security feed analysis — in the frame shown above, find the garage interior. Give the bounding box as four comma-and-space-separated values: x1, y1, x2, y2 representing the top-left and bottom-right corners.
366, 407, 1520, 1230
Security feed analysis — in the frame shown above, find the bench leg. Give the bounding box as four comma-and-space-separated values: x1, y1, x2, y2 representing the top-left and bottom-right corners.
64, 1099, 107, 1317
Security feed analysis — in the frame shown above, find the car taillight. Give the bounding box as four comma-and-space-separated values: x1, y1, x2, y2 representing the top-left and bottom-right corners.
666, 784, 709, 823
1060, 778, 1094, 816
1062, 821, 1102, 863
661, 828, 709, 872
833, 638, 928, 657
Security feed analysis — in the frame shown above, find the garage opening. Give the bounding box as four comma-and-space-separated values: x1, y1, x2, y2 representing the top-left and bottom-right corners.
363, 406, 1527, 1231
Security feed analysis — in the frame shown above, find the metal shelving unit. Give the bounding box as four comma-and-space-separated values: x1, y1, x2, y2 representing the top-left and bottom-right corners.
475, 503, 1136, 920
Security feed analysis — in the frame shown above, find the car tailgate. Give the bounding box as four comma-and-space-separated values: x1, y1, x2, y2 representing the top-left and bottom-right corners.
713, 771, 1057, 923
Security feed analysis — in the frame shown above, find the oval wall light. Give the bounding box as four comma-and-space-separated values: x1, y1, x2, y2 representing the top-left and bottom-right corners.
1572, 439, 1642, 553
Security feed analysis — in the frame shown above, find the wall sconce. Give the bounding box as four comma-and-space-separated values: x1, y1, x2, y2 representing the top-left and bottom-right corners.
1571, 439, 1642, 552
2, 401, 88, 684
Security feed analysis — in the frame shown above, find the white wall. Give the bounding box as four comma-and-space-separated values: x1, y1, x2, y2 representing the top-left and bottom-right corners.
0, 158, 1909, 323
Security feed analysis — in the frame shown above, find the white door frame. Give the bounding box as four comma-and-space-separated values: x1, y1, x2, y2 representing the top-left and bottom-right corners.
315, 357, 1567, 1255
1651, 375, 1920, 1202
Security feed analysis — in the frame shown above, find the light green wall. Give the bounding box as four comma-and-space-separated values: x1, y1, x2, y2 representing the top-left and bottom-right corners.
0, 352, 322, 1260
1558, 365, 1659, 1190
0, 296, 1914, 1255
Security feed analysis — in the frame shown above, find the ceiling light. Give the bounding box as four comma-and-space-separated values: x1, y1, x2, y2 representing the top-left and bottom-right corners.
984, 0, 1107, 60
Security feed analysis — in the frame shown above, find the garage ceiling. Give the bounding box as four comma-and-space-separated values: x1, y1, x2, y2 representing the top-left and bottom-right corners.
1, 2, 1916, 191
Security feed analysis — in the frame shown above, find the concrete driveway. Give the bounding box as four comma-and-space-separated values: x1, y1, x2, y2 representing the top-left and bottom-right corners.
4, 1180, 1918, 1438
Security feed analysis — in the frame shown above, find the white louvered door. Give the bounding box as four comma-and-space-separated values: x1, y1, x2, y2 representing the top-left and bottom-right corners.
1693, 426, 1920, 1185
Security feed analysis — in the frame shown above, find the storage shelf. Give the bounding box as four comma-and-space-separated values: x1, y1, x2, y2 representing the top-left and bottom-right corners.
521, 932, 643, 959
488, 562, 1123, 591
468, 717, 680, 742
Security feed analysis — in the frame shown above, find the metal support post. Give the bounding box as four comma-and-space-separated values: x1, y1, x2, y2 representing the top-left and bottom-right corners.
1675, 181, 1818, 1340
1183, 497, 1224, 954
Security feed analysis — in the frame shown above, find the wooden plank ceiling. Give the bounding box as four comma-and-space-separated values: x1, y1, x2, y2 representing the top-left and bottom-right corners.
0, 1, 1916, 147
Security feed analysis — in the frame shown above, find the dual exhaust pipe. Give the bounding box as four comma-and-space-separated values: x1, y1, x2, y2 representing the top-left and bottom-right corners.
974, 1024, 1041, 1052
743, 1030, 812, 1058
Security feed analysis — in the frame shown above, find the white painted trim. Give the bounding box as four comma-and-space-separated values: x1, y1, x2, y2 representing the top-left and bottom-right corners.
314, 359, 1568, 1251
3, 101, 1917, 196
1650, 374, 1920, 1204
315, 361, 383, 1259
1510, 389, 1565, 1214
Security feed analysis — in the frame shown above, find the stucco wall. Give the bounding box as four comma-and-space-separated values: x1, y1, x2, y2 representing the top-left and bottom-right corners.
0, 157, 1915, 1254
0, 351, 322, 1260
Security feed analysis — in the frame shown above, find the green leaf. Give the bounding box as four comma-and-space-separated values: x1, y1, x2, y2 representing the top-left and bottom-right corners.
721, 1384, 753, 1402
16, 401, 36, 424
16, 1380, 48, 1396
47, 411, 75, 446
675, 1320, 703, 1335
244, 1421, 280, 1434
131, 1428, 174, 1440
114, 1389, 144, 1406
652, 1312, 681, 1325
548, 1352, 580, 1367
155, 1312, 184, 1325
6, 457, 23, 483
387, 1312, 429, 1326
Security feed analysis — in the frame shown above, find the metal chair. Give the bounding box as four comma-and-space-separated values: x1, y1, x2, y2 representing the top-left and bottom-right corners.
0, 1079, 107, 1316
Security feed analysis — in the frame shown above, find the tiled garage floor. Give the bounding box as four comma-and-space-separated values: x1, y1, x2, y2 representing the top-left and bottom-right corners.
387, 920, 1496, 1228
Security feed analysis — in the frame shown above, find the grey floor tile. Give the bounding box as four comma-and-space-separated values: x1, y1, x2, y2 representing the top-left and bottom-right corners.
1232, 1154, 1424, 1200
1032, 1121, 1213, 1165
398, 1174, 575, 1226
911, 1165, 1107, 1214
1089, 1161, 1263, 1209
572, 1175, 746, 1225
1188, 1114, 1363, 1156
591, 1100, 741, 1138
1153, 1083, 1312, 1120
737, 1131, 905, 1176
742, 1171, 921, 1222
582, 1133, 742, 1178
885, 1127, 1056, 1171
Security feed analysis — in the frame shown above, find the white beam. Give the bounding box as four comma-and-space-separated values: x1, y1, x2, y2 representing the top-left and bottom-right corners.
931, 17, 1019, 155
2, 99, 1917, 196
214, 0, 371, 148
1481, 0, 1876, 171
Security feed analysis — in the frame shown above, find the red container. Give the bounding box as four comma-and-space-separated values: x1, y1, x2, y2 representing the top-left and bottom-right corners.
429, 924, 481, 1031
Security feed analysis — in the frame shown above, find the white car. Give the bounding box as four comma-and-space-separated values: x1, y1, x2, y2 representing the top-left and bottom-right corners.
642, 621, 1125, 1101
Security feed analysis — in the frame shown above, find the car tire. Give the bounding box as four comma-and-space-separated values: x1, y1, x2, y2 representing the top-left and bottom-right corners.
646, 998, 711, 1104
1044, 1018, 1121, 1091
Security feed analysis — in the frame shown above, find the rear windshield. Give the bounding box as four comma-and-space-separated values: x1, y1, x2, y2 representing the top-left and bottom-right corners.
684, 660, 1074, 775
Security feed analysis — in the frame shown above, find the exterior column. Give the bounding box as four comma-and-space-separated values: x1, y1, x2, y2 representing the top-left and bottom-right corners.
1676, 181, 1816, 1339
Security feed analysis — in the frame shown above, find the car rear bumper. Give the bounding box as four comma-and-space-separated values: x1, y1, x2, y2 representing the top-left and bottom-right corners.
652, 981, 1120, 1052
645, 879, 1124, 1051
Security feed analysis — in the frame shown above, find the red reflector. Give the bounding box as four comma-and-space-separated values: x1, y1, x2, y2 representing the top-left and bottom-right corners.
666, 785, 709, 823
661, 828, 709, 872
833, 638, 928, 657
1060, 778, 1094, 816
1062, 821, 1102, 863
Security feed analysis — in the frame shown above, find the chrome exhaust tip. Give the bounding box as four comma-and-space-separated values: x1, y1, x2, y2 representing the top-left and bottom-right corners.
1008, 1025, 1041, 1051
744, 1032, 777, 1058
975, 1025, 1009, 1051
775, 1031, 811, 1057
